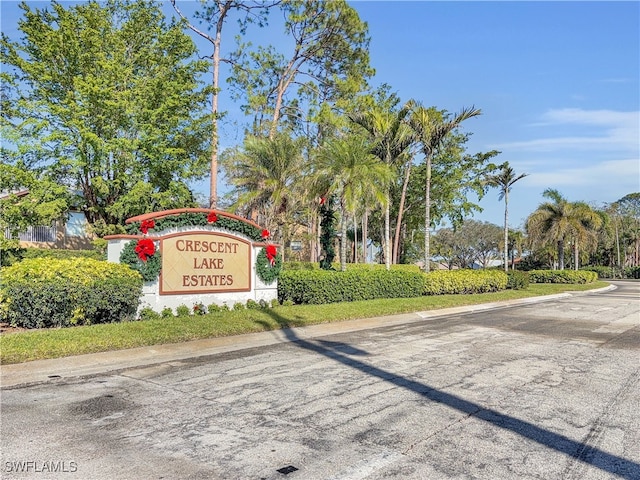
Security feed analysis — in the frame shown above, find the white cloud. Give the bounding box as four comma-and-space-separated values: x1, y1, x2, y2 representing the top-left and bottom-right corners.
495, 108, 639, 153
526, 158, 640, 190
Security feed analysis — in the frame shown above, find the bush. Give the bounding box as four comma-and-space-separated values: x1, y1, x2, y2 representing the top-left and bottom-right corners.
423, 270, 508, 295
161, 307, 174, 318
175, 304, 191, 317
278, 269, 424, 305
528, 269, 597, 284
233, 302, 245, 311
624, 266, 640, 279
1, 258, 142, 328
506, 271, 530, 290
1, 247, 105, 266
207, 303, 222, 313
581, 266, 616, 279
246, 299, 261, 309
193, 303, 206, 315
139, 307, 161, 320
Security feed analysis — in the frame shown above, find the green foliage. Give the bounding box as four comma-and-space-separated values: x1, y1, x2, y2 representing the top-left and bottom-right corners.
175, 305, 191, 317
256, 247, 283, 284
207, 303, 222, 313
528, 270, 597, 284
193, 303, 206, 316
139, 307, 161, 321
233, 302, 246, 311
119, 240, 162, 282
423, 270, 508, 295
2, 247, 105, 267
283, 261, 318, 270
26, 248, 104, 261
246, 299, 261, 309
161, 307, 174, 319
0, 165, 70, 251
506, 271, 530, 290
1, 258, 142, 328
125, 212, 264, 241
319, 197, 337, 270
278, 269, 424, 305
624, 266, 640, 279
2, 0, 212, 230
581, 266, 616, 279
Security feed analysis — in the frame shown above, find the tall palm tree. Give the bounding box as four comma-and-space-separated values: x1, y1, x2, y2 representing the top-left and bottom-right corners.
314, 135, 392, 271
349, 103, 414, 269
221, 132, 303, 247
409, 103, 482, 272
485, 162, 528, 272
526, 189, 601, 270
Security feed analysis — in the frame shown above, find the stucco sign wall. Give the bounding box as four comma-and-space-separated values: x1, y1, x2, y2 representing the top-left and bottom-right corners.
161, 232, 251, 294
105, 208, 280, 313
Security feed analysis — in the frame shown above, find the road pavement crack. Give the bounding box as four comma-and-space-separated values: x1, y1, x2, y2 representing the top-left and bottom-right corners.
560, 367, 640, 479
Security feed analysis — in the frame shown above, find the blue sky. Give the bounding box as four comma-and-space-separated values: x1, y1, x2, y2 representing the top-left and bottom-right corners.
2, 1, 639, 229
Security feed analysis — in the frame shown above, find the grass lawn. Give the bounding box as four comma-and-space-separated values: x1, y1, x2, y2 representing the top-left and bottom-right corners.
0, 282, 609, 365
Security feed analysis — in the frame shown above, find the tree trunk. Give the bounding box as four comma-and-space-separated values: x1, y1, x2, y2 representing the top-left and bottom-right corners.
423, 155, 432, 272
353, 208, 358, 264
558, 239, 565, 270
503, 190, 509, 272
209, 30, 222, 208
384, 190, 391, 270
340, 200, 347, 272
362, 209, 369, 263
393, 162, 412, 264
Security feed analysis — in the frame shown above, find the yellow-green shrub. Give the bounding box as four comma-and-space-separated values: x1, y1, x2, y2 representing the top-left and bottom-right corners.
423, 269, 508, 295
528, 270, 597, 284
1, 258, 142, 328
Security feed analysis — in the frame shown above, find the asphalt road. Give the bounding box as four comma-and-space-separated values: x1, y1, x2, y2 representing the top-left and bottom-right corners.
1, 281, 638, 480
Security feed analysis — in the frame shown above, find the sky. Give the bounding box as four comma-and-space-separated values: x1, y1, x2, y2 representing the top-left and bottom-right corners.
2, 1, 639, 230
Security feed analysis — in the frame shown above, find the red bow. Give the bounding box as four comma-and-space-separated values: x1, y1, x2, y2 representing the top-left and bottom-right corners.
265, 245, 277, 266
261, 229, 270, 239
140, 219, 155, 234
135, 238, 155, 262
207, 212, 218, 223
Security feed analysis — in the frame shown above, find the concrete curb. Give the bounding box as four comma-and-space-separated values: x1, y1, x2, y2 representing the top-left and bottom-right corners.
0, 284, 617, 389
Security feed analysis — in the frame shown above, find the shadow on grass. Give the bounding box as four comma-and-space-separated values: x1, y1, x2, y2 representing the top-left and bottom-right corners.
260, 307, 639, 479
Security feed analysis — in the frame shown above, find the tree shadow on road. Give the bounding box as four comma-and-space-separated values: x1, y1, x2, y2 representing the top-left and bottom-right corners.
261, 307, 639, 479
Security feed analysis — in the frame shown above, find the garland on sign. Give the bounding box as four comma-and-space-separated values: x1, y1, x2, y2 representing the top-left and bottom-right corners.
125, 212, 263, 241
255, 246, 282, 284
120, 239, 162, 281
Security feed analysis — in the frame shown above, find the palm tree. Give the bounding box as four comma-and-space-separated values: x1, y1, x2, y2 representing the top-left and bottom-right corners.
409, 104, 482, 272
507, 229, 526, 270
568, 201, 602, 270
526, 189, 601, 270
485, 162, 528, 272
314, 135, 392, 271
349, 103, 414, 269
221, 132, 303, 249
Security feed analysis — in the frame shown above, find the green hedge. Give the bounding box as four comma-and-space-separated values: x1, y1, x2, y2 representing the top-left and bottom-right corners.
528, 269, 597, 284
581, 266, 615, 279
278, 269, 424, 304
1, 258, 142, 328
507, 271, 530, 290
423, 270, 508, 295
624, 266, 640, 279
